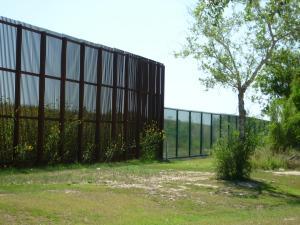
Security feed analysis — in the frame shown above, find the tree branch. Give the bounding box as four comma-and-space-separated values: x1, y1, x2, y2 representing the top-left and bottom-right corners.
214, 35, 242, 87
242, 17, 279, 90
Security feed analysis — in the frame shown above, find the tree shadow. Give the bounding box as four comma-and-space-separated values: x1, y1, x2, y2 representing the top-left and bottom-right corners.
219, 178, 300, 206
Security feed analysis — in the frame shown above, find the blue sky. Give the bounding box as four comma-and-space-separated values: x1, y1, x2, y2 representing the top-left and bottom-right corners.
0, 0, 264, 118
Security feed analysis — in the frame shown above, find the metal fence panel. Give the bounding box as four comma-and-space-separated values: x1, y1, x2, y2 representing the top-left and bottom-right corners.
0, 16, 164, 166
190, 112, 201, 156
164, 108, 268, 160
163, 108, 176, 158
178, 110, 189, 157
0, 71, 15, 116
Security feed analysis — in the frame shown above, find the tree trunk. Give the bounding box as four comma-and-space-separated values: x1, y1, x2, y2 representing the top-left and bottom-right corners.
238, 89, 246, 141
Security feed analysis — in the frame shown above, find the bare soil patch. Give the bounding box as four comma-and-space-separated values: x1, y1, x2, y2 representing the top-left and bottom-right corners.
272, 171, 300, 176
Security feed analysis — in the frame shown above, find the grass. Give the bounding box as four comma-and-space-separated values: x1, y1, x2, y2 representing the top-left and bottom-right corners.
251, 147, 300, 170
0, 158, 299, 225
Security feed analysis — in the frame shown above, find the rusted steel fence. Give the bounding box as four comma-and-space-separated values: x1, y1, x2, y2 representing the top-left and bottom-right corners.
0, 17, 165, 166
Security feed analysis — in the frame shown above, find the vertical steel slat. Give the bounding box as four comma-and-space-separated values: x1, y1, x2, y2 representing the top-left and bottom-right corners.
159, 65, 165, 159
151, 64, 156, 121
148, 63, 153, 121
135, 59, 142, 158
155, 64, 160, 122
59, 38, 67, 160
123, 54, 129, 160
94, 48, 102, 161
146, 61, 150, 122
111, 52, 118, 140
12, 25, 22, 161
77, 43, 85, 162
36, 32, 46, 164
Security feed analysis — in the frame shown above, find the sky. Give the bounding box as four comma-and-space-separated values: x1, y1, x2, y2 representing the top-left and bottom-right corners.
0, 0, 264, 118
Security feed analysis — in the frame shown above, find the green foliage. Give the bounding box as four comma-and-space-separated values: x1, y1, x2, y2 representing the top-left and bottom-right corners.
14, 143, 35, 163
291, 76, 300, 111
15, 119, 38, 165
82, 143, 96, 163
104, 134, 125, 162
213, 131, 257, 180
0, 118, 14, 166
62, 119, 80, 162
252, 146, 300, 170
257, 49, 300, 112
140, 121, 165, 161
177, 0, 299, 91
251, 147, 288, 170
260, 50, 299, 97
44, 123, 60, 164
284, 112, 300, 149
266, 76, 300, 151
177, 0, 299, 145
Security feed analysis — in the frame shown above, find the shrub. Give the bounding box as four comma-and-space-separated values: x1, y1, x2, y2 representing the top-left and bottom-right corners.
0, 118, 14, 166
267, 76, 300, 152
44, 123, 60, 164
285, 113, 300, 149
213, 131, 257, 180
62, 119, 80, 162
82, 143, 96, 163
104, 134, 125, 162
140, 121, 165, 161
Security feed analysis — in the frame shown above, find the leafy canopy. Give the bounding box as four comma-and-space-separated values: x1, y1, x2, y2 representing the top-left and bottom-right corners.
177, 0, 300, 92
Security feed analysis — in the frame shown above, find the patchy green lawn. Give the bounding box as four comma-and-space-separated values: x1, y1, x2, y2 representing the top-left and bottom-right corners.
0, 158, 299, 225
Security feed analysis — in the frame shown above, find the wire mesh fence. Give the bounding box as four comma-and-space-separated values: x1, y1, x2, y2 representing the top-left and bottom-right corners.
163, 108, 268, 159
0, 17, 165, 166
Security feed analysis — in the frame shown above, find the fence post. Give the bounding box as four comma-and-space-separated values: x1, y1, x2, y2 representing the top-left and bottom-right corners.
59, 38, 67, 160
77, 43, 85, 163
160, 65, 165, 159
111, 52, 118, 141
148, 63, 154, 121
189, 111, 191, 157
200, 112, 203, 155
36, 32, 46, 164
175, 109, 178, 158
123, 54, 129, 160
135, 58, 142, 158
13, 25, 22, 161
94, 48, 102, 161
210, 113, 213, 149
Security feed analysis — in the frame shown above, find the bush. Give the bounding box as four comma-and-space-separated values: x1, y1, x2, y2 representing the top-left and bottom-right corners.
285, 113, 300, 149
44, 123, 60, 164
104, 134, 125, 162
213, 132, 257, 180
0, 118, 14, 166
140, 121, 165, 161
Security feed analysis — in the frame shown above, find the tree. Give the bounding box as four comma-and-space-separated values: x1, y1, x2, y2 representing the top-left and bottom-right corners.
177, 0, 300, 140
257, 49, 300, 150
257, 49, 300, 112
